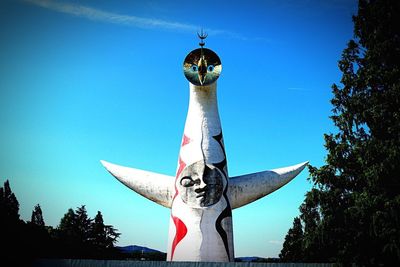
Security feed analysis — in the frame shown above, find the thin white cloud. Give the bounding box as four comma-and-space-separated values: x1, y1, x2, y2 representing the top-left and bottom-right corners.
25, 0, 257, 41
26, 0, 197, 31
268, 240, 283, 245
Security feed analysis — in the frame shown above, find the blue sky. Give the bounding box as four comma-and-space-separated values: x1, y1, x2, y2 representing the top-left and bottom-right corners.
0, 0, 357, 258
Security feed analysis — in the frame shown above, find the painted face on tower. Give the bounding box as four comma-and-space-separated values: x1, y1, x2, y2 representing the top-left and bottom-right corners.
183, 48, 222, 86
177, 160, 224, 208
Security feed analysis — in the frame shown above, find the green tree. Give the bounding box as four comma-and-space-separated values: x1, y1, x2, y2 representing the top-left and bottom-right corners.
26, 204, 54, 259
280, 0, 400, 264
92, 211, 120, 248
56, 206, 121, 258
0, 180, 32, 263
31, 204, 45, 227
75, 205, 93, 244
92, 211, 107, 247
104, 224, 120, 248
58, 208, 76, 234
58, 205, 93, 245
57, 207, 79, 247
279, 217, 304, 262
0, 180, 20, 222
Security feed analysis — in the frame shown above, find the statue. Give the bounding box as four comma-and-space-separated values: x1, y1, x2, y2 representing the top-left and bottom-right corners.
101, 32, 308, 262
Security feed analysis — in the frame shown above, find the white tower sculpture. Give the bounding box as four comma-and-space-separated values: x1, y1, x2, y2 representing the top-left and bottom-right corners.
101, 33, 308, 262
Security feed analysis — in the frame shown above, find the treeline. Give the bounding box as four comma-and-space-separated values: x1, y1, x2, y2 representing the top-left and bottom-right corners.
280, 0, 400, 265
1, 179, 122, 264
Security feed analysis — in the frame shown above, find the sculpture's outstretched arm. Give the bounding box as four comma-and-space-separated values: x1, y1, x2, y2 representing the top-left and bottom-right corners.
228, 161, 309, 209
100, 160, 175, 208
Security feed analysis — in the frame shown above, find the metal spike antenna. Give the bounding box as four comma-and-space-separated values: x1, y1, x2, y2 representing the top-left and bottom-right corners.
197, 29, 208, 48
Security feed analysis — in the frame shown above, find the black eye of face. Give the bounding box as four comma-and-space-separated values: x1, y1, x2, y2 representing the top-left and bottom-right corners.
180, 176, 195, 187
192, 65, 198, 72
207, 65, 214, 72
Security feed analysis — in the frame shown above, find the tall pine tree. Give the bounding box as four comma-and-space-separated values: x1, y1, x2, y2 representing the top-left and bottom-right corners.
75, 205, 93, 244
0, 180, 20, 222
0, 180, 32, 263
31, 204, 45, 227
280, 0, 400, 264
92, 211, 107, 248
92, 211, 120, 249
279, 217, 304, 261
57, 205, 93, 245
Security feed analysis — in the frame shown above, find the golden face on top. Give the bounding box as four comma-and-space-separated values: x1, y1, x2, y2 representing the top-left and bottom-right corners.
183, 48, 222, 86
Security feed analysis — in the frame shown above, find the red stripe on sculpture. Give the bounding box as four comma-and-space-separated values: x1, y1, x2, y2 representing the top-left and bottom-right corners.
176, 157, 186, 180
170, 216, 187, 260
181, 134, 191, 147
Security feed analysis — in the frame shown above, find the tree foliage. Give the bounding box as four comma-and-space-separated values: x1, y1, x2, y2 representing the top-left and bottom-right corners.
75, 205, 93, 244
58, 208, 77, 241
279, 217, 304, 261
0, 179, 123, 262
92, 211, 107, 247
0, 179, 20, 222
31, 204, 45, 227
56, 205, 121, 258
92, 211, 121, 249
0, 180, 24, 263
280, 0, 400, 264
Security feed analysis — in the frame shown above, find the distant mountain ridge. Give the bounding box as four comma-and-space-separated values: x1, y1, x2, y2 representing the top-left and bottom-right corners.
117, 245, 163, 254
236, 257, 261, 262
117, 245, 277, 262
